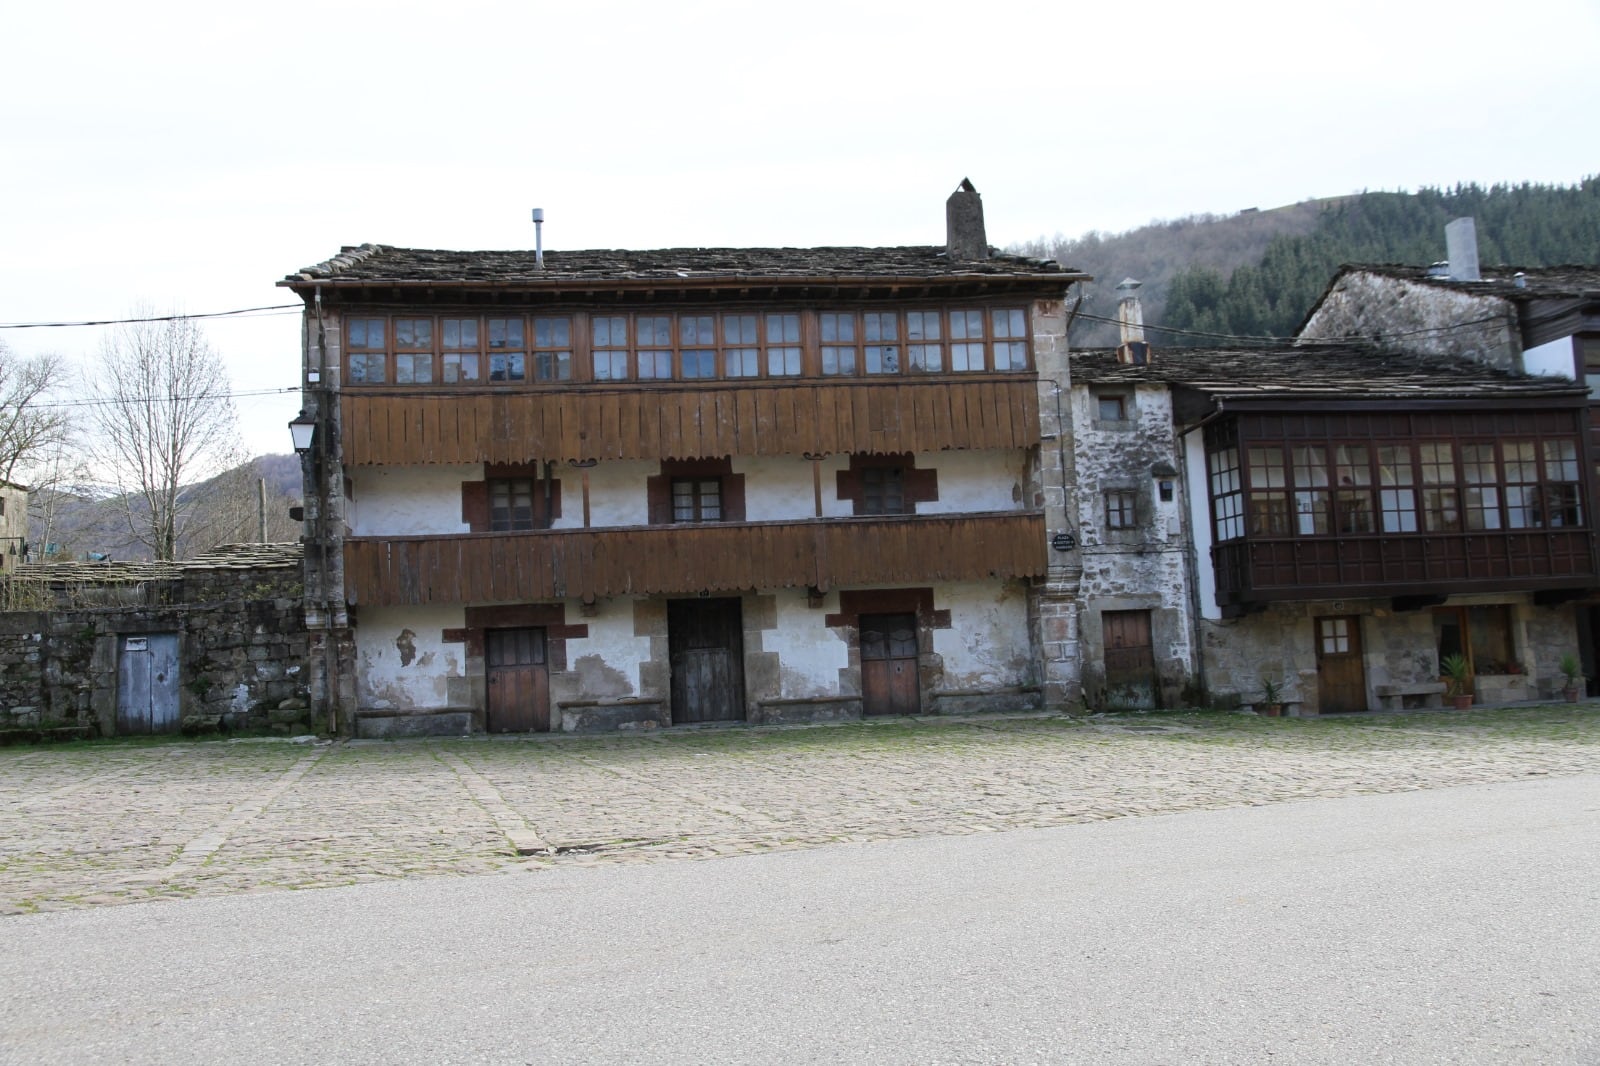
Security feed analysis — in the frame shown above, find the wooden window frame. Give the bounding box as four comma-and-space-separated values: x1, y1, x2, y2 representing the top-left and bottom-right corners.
341, 306, 1032, 388
646, 458, 745, 526
835, 453, 938, 516
1212, 420, 1588, 542
461, 464, 562, 532
1104, 489, 1139, 530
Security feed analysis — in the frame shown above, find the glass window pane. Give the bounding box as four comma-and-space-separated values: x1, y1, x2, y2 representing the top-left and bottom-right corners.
864, 346, 900, 374
910, 344, 943, 372
768, 347, 801, 376
766, 313, 799, 343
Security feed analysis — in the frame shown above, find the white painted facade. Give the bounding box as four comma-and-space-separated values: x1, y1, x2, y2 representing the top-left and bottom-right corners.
346, 451, 1030, 537
354, 605, 467, 710
1524, 335, 1578, 380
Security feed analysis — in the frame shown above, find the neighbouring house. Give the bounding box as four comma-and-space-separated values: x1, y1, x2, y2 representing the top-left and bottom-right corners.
1073, 332, 1598, 713
281, 184, 1093, 737
1300, 223, 1600, 690
0, 544, 309, 737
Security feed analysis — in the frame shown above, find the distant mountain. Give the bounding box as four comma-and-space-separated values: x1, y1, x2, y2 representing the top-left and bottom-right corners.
30, 454, 303, 563
1010, 198, 1338, 348
1011, 177, 1600, 347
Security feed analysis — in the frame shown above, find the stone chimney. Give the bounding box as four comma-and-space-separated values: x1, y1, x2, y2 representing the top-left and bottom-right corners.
1115, 278, 1150, 365
945, 179, 988, 260
1446, 217, 1480, 282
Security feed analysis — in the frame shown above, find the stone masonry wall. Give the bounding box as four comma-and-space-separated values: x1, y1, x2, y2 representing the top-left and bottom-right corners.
0, 560, 308, 735
1299, 273, 1520, 370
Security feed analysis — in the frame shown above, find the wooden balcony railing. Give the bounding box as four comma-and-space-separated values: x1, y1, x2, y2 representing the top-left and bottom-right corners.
345, 511, 1046, 607
1212, 529, 1599, 609
338, 378, 1040, 466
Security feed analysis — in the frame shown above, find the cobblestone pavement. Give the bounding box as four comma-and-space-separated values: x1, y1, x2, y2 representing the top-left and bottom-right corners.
3, 705, 1598, 915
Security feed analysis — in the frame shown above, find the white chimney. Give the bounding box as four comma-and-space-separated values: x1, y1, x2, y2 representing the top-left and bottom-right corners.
1445, 217, 1480, 282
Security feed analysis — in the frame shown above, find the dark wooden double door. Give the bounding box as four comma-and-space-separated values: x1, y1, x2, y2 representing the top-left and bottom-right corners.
670, 599, 746, 724
486, 628, 550, 732
861, 613, 920, 716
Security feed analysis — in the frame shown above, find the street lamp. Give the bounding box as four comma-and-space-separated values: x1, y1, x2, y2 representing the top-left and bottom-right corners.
288, 410, 317, 454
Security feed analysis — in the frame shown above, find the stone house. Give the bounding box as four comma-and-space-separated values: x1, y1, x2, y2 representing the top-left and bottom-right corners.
0, 544, 309, 736
280, 184, 1096, 737
1072, 338, 1597, 712
1300, 232, 1600, 691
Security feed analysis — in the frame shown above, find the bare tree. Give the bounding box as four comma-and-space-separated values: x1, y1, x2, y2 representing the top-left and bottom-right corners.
0, 340, 71, 488
84, 313, 247, 561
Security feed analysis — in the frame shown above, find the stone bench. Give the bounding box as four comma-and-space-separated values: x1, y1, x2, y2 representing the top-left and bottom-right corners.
1374, 682, 1447, 710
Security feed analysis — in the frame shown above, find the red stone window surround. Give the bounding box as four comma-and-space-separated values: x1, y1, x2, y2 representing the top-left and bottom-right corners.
443, 603, 589, 669
461, 463, 562, 532
646, 458, 746, 525
825, 588, 952, 631
835, 453, 938, 516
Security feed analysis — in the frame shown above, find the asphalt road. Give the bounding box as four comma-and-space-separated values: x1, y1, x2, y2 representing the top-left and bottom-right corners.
4, 774, 1598, 1065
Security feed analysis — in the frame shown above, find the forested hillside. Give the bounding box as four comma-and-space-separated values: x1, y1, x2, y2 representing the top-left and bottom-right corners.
1012, 177, 1600, 348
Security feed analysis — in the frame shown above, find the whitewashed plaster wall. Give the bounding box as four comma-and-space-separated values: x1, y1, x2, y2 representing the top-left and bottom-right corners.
923, 451, 1027, 514
557, 597, 654, 699
768, 588, 849, 696
570, 461, 653, 528
1186, 433, 1221, 620
931, 580, 1034, 689
739, 456, 842, 521
348, 465, 477, 536
1524, 335, 1578, 380
355, 605, 467, 710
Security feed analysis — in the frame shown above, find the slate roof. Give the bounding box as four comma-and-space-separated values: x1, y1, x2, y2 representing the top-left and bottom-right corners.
1073, 344, 1587, 401
1332, 264, 1600, 301
281, 244, 1078, 289
11, 543, 302, 584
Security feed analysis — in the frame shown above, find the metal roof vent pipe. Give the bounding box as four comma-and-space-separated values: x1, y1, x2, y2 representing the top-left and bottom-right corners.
945, 179, 988, 261
532, 208, 546, 270
1446, 217, 1480, 281
1115, 277, 1151, 365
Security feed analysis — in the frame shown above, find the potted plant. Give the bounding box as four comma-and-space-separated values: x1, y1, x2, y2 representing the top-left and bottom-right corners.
1559, 654, 1584, 702
1440, 653, 1473, 710
1255, 675, 1285, 717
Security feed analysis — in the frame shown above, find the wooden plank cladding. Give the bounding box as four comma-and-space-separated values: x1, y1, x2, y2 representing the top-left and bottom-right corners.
345, 512, 1046, 607
1213, 529, 1599, 609
338, 379, 1040, 466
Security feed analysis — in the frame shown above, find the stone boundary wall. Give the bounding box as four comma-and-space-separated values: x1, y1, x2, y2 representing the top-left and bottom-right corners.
0, 555, 309, 736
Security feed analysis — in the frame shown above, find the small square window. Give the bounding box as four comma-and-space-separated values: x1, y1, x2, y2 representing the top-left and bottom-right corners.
1105, 490, 1138, 530
1097, 395, 1127, 421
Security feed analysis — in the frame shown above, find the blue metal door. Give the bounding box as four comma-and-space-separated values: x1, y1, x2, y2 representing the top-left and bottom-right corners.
116, 633, 181, 734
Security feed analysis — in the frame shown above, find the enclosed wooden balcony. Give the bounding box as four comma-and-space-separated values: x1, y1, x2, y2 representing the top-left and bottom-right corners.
1212, 529, 1599, 612
344, 511, 1046, 607
339, 378, 1040, 466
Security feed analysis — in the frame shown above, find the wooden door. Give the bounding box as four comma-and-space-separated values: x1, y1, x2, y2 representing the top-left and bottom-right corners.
486, 628, 550, 733
116, 633, 181, 735
860, 613, 920, 716
1102, 610, 1158, 709
1315, 615, 1367, 713
669, 599, 746, 724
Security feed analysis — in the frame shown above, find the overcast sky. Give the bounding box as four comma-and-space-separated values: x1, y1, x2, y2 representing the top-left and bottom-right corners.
3, 0, 1596, 458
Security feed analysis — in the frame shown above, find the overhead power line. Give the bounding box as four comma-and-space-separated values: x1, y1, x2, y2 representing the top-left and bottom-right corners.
28, 387, 301, 412
0, 305, 302, 330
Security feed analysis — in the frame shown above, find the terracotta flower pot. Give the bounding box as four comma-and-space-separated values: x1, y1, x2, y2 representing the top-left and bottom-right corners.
1451, 694, 1473, 710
